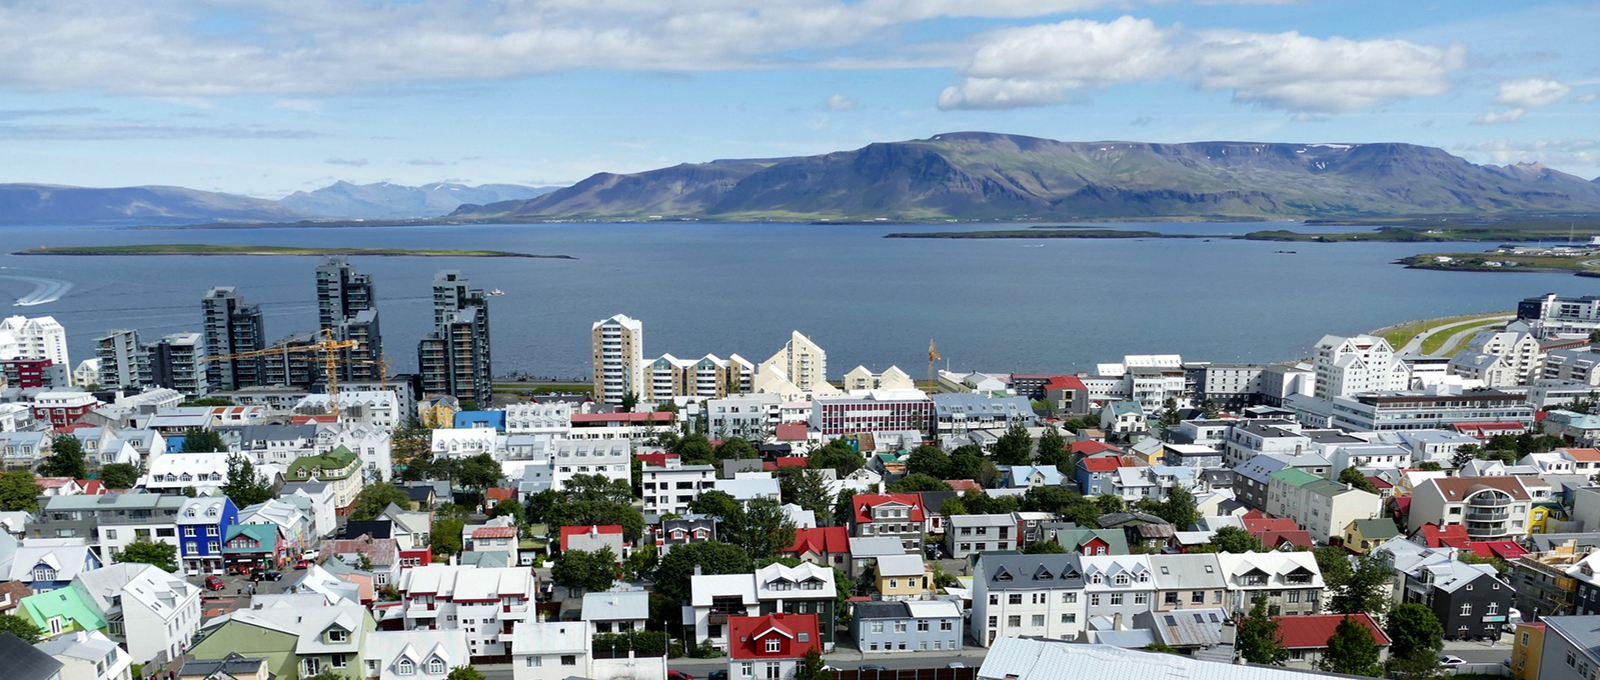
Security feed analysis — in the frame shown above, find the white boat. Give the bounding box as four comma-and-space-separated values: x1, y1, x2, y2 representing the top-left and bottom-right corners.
488, 289, 505, 296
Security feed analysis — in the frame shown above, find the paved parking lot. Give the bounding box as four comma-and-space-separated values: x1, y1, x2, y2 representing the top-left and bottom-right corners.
187, 566, 301, 617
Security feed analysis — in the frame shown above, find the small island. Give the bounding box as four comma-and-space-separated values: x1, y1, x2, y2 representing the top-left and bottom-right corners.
13, 244, 575, 259
1398, 249, 1600, 277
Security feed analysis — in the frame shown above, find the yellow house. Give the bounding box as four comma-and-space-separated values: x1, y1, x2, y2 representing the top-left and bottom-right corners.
1530, 505, 1559, 535
1344, 519, 1402, 554
1511, 622, 1546, 680
1129, 437, 1166, 466
875, 555, 929, 601
417, 395, 460, 429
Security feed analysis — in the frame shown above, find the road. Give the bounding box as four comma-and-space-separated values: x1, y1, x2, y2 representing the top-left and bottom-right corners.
474, 650, 984, 680
1398, 314, 1514, 355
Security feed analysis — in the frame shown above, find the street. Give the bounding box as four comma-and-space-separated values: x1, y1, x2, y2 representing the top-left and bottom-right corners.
471, 649, 984, 680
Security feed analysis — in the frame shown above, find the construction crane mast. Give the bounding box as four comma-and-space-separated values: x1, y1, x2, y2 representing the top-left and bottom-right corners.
203, 328, 358, 418
927, 339, 940, 390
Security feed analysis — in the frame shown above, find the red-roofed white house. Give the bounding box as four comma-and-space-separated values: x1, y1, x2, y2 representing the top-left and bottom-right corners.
560, 525, 631, 561
727, 613, 822, 680
847, 494, 925, 553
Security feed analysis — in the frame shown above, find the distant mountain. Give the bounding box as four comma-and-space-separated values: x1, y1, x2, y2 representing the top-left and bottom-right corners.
452, 132, 1600, 221
280, 181, 561, 219
0, 184, 308, 224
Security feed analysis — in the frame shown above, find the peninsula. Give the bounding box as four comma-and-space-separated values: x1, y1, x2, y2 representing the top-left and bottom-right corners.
13, 244, 573, 258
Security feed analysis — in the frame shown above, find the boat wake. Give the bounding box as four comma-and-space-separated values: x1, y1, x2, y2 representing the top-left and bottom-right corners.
3, 275, 74, 306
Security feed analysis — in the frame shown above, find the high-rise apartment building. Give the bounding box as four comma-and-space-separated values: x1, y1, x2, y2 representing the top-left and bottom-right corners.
143, 332, 207, 398
417, 270, 491, 407
202, 287, 265, 391
1312, 334, 1410, 400
95, 328, 146, 389
315, 256, 384, 383
646, 353, 754, 402
760, 330, 827, 392
591, 314, 644, 407
0, 315, 71, 381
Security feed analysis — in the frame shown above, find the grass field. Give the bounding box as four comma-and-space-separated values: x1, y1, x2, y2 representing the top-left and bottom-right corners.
1374, 312, 1510, 352
491, 382, 592, 396
1420, 318, 1506, 356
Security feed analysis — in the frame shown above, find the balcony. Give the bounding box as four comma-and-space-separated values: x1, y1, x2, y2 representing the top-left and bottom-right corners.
708, 609, 747, 625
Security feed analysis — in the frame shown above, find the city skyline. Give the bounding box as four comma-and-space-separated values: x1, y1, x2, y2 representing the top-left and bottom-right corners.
0, 1, 1596, 196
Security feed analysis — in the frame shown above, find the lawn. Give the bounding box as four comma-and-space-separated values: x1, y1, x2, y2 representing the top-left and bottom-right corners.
1420, 318, 1505, 356
1375, 312, 1509, 352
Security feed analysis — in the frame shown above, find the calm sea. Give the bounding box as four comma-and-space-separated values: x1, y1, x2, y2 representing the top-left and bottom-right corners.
1, 221, 1594, 380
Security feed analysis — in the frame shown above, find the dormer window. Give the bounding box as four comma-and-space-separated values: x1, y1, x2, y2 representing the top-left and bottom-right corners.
397, 659, 415, 676
327, 628, 349, 643
1090, 574, 1103, 585
1114, 573, 1129, 586
427, 658, 446, 674
1137, 572, 1149, 582
765, 638, 781, 653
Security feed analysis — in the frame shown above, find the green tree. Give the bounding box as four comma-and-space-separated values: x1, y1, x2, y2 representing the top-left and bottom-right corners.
0, 612, 41, 643
349, 482, 411, 521
97, 463, 141, 490
1338, 467, 1379, 494
457, 453, 504, 490
887, 473, 951, 493
1416, 461, 1442, 471
1095, 494, 1126, 516
689, 490, 743, 525
778, 467, 834, 525
114, 540, 178, 572
675, 434, 715, 466
906, 445, 950, 479
623, 544, 659, 582
1236, 596, 1289, 666
1451, 443, 1482, 467
808, 440, 863, 476
1327, 552, 1392, 616
992, 421, 1034, 466
1153, 487, 1199, 530
738, 498, 797, 561
1036, 425, 1068, 468
654, 541, 754, 603
1385, 602, 1444, 661
221, 455, 274, 507
392, 421, 431, 472
620, 391, 639, 412
488, 498, 526, 525
795, 648, 830, 680
938, 496, 968, 517
446, 667, 487, 680
41, 434, 87, 479
431, 516, 466, 557
1314, 546, 1353, 586
1024, 540, 1067, 554
0, 470, 42, 512
714, 438, 758, 461
552, 547, 617, 594
1318, 616, 1384, 677
1159, 397, 1182, 428
832, 489, 857, 527
180, 428, 226, 453
1211, 526, 1264, 553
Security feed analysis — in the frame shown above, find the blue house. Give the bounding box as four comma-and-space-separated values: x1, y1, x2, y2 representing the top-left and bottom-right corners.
453, 410, 507, 431
1075, 456, 1123, 496
176, 496, 238, 575
1001, 464, 1064, 489
9, 543, 101, 592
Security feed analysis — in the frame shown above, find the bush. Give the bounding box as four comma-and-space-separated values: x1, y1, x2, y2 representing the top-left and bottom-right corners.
593, 630, 667, 657
668, 640, 686, 659
690, 640, 724, 658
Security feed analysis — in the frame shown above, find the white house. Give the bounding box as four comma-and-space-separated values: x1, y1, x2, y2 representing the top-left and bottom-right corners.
315, 422, 393, 483
72, 562, 202, 665
511, 620, 591, 680
363, 629, 471, 680
35, 631, 132, 680
396, 565, 536, 659
640, 460, 717, 517
141, 452, 229, 495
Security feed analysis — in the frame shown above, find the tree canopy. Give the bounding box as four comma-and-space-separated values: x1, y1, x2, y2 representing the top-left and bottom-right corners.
906, 445, 950, 479
1386, 602, 1444, 661
180, 428, 226, 453
350, 482, 411, 521
992, 421, 1034, 466
1036, 425, 1068, 468
1326, 552, 1392, 616
1024, 540, 1067, 554
887, 473, 950, 493
551, 547, 617, 594
1318, 616, 1384, 677
808, 440, 863, 476
1338, 467, 1379, 494
0, 470, 42, 512
41, 434, 87, 479
654, 541, 754, 603
221, 455, 274, 508
97, 463, 141, 490
115, 540, 178, 572
714, 438, 758, 461
1211, 526, 1264, 553
0, 613, 40, 643
1236, 596, 1289, 666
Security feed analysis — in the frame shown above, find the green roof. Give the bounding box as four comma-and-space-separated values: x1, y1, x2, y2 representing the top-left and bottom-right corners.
1350, 519, 1400, 539
224, 524, 281, 554
21, 587, 104, 634
285, 446, 358, 481
1267, 468, 1321, 488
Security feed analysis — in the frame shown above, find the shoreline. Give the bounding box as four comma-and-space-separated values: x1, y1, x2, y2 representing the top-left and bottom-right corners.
13, 245, 574, 259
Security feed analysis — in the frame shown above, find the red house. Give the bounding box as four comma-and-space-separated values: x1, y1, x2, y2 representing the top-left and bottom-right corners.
782, 527, 851, 568
727, 613, 822, 680
1274, 613, 1391, 665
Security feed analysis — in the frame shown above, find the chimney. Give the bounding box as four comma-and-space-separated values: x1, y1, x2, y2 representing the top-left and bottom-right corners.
694, 565, 703, 577
1112, 612, 1123, 630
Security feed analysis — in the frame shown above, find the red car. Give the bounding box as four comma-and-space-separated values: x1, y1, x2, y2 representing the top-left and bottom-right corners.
667, 672, 694, 680
295, 559, 311, 569
203, 576, 226, 591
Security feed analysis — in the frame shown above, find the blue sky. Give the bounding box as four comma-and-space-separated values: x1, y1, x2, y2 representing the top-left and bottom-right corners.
1, 0, 1597, 196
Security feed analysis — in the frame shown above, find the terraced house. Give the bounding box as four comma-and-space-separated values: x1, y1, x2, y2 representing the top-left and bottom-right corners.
189, 601, 374, 680
285, 446, 362, 511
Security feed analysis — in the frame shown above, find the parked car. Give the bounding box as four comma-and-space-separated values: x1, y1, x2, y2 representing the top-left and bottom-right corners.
251, 568, 282, 582
667, 672, 694, 680
859, 665, 886, 672
947, 663, 967, 669
1439, 655, 1466, 666
300, 549, 320, 560
708, 671, 729, 680
295, 559, 311, 570
203, 575, 226, 591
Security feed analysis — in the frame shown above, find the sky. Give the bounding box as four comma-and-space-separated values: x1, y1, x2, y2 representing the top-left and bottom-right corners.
1, 0, 1598, 197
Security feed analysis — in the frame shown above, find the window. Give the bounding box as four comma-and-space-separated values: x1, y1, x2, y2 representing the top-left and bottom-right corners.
1192, 591, 1205, 604
1461, 604, 1472, 617
1090, 594, 1101, 607
1008, 594, 1022, 605
305, 659, 323, 675
526, 657, 541, 667
1063, 592, 1077, 604
1031, 615, 1045, 627
941, 620, 953, 631
332, 654, 349, 669
917, 620, 930, 632
561, 655, 577, 666
327, 628, 349, 643
765, 638, 781, 653
1110, 593, 1125, 606
1134, 593, 1147, 605
871, 622, 884, 633
894, 622, 907, 633
1062, 613, 1077, 624
989, 595, 999, 605
1007, 615, 1021, 628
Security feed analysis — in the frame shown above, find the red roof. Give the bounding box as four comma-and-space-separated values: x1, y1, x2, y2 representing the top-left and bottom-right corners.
1072, 441, 1122, 456
784, 527, 851, 556
1453, 422, 1527, 437
775, 423, 808, 441
571, 412, 675, 424
852, 493, 925, 524
1564, 448, 1600, 462
1079, 456, 1123, 472
1273, 614, 1391, 649
1416, 523, 1471, 549
1259, 530, 1314, 549
763, 458, 809, 471
1468, 541, 1529, 560
1365, 476, 1394, 490
1393, 496, 1412, 516
473, 526, 518, 539
1242, 516, 1298, 533
559, 524, 624, 551
635, 452, 680, 468
291, 414, 339, 425
945, 480, 982, 492
35, 477, 75, 489
484, 488, 515, 504
728, 613, 822, 661
76, 480, 104, 495
1044, 375, 1088, 392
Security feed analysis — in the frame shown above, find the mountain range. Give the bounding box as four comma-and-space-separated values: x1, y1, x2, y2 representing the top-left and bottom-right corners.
452, 132, 1600, 221
0, 181, 557, 224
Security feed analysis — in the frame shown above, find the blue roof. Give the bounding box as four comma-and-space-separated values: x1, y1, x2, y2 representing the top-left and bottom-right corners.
453, 411, 507, 431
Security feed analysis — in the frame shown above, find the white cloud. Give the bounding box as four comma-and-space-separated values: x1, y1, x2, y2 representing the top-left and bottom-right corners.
1494, 78, 1571, 108
1462, 138, 1600, 174
938, 20, 1466, 112
1473, 108, 1525, 124
274, 99, 322, 114
938, 17, 1173, 109
826, 94, 857, 111
1189, 31, 1466, 112
325, 157, 369, 166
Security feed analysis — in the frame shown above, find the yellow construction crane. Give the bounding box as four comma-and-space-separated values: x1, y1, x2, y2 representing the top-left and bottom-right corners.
927, 339, 940, 390
204, 328, 358, 417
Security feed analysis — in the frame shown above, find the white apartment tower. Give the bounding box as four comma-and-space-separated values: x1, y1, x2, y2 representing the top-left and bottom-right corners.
1461, 323, 1544, 384
761, 331, 827, 392
1313, 334, 1410, 400
592, 314, 644, 407
0, 314, 71, 379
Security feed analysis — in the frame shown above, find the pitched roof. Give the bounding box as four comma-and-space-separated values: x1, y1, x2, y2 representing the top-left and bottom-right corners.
1073, 441, 1122, 456
1423, 475, 1533, 501
784, 527, 850, 556
1273, 614, 1391, 649
852, 493, 925, 523
0, 631, 64, 680
21, 586, 104, 633
1469, 541, 1529, 561
1415, 523, 1472, 549
560, 524, 624, 551
727, 613, 822, 661
1079, 456, 1123, 472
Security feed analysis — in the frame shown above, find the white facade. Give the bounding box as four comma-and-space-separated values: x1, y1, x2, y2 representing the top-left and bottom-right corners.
551, 439, 631, 490
641, 460, 717, 516
141, 452, 229, 495
398, 565, 536, 658
1313, 334, 1409, 400
364, 629, 472, 680
505, 402, 574, 435
431, 428, 499, 457
705, 393, 781, 441
592, 314, 645, 407
296, 391, 402, 429
118, 565, 203, 664
316, 423, 393, 483
761, 331, 828, 393
1464, 324, 1543, 384
511, 620, 591, 680
36, 631, 132, 680
0, 315, 70, 375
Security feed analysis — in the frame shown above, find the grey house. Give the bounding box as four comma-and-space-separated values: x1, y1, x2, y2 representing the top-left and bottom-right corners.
1538, 615, 1600, 680
946, 514, 1017, 559
852, 600, 964, 653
